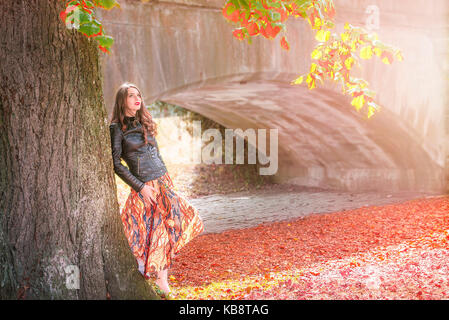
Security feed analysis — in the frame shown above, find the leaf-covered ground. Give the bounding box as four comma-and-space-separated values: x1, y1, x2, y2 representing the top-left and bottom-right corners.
115, 171, 449, 300
168, 195, 449, 300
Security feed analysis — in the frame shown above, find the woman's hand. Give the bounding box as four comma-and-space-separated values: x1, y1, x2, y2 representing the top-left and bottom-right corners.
140, 185, 158, 206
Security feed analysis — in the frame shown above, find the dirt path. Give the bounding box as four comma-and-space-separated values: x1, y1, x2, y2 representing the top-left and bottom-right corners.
190, 186, 439, 234
165, 163, 441, 234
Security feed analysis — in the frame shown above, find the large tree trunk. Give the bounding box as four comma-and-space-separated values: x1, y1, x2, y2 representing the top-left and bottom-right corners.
0, 0, 157, 299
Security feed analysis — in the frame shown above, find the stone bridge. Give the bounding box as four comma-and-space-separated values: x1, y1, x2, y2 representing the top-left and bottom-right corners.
99, 0, 449, 193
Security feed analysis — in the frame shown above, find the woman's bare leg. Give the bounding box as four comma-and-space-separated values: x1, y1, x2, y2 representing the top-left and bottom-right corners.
155, 268, 171, 294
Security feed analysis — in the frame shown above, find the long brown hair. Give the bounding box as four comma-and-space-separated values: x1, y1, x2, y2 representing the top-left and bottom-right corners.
111, 82, 157, 146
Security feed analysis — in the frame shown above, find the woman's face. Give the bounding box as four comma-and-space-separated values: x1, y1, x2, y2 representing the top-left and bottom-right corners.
124, 87, 142, 116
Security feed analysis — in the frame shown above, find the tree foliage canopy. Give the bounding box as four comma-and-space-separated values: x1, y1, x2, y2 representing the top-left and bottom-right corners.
59, 0, 403, 118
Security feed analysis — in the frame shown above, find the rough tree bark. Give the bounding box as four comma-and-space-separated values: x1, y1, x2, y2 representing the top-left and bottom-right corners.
0, 0, 157, 299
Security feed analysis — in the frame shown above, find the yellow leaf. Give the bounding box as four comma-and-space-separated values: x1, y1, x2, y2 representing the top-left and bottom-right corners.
306, 74, 316, 89
382, 57, 390, 64
292, 76, 304, 85
374, 47, 382, 57
309, 79, 316, 89
341, 32, 350, 42
395, 51, 403, 61
306, 74, 313, 84
310, 63, 318, 73
367, 106, 376, 118
345, 57, 354, 70
351, 95, 365, 111
360, 46, 373, 59
338, 47, 349, 55
315, 30, 330, 42
344, 23, 350, 30
350, 41, 356, 51
311, 48, 322, 60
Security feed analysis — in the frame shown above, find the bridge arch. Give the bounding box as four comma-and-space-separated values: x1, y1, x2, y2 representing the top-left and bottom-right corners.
99, 0, 448, 192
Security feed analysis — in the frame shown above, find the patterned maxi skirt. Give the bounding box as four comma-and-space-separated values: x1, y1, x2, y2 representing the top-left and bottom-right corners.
120, 172, 204, 278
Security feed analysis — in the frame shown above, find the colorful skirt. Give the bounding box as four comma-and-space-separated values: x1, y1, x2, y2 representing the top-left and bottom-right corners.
120, 172, 204, 278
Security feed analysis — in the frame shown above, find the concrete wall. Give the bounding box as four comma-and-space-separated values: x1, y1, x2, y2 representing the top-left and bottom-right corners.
98, 0, 449, 192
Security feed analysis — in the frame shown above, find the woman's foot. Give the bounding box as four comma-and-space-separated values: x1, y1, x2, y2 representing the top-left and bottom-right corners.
155, 278, 171, 296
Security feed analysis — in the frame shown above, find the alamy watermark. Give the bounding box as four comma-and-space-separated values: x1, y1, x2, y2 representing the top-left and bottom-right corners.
64, 6, 81, 30
365, 5, 380, 31
65, 265, 80, 290
166, 120, 279, 175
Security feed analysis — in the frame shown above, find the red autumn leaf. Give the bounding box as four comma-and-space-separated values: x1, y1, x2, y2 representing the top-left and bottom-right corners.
280, 36, 289, 50
59, 10, 68, 22
275, 8, 288, 22
247, 22, 259, 36
59, 4, 80, 23
381, 51, 394, 64
222, 3, 240, 23
240, 11, 249, 27
318, 60, 329, 68
327, 4, 336, 19
260, 23, 281, 39
261, 0, 268, 10
232, 29, 244, 40
99, 45, 109, 53
84, 0, 94, 8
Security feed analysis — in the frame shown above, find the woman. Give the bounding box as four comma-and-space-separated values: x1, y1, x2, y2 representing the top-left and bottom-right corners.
109, 82, 204, 297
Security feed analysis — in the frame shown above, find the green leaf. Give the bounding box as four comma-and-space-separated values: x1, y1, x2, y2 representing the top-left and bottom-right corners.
226, 3, 236, 15
96, 35, 114, 48
97, 0, 120, 10
238, 0, 249, 10
266, 0, 281, 8
78, 8, 93, 25
79, 21, 101, 36
270, 11, 281, 21
230, 0, 240, 9
294, 0, 310, 8
255, 2, 265, 11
